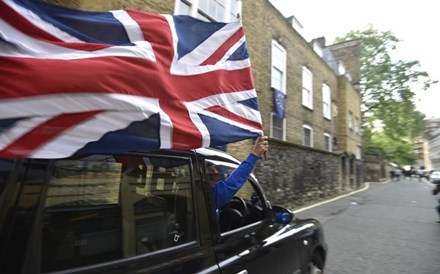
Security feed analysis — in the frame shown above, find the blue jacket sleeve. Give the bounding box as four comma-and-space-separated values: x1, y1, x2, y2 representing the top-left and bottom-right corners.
213, 153, 259, 209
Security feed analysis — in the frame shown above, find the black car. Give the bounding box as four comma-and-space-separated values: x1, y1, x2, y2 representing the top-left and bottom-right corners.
0, 148, 327, 274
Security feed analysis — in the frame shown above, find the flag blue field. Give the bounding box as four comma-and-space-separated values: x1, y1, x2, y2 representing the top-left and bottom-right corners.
272, 88, 286, 119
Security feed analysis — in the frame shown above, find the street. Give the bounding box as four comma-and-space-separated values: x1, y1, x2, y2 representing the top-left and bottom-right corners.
296, 178, 440, 274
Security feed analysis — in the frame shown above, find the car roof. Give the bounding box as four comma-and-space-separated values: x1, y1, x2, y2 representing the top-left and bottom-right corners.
119, 147, 242, 166
194, 148, 241, 165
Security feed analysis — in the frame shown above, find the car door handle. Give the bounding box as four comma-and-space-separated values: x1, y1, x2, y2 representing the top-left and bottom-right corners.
236, 270, 248, 274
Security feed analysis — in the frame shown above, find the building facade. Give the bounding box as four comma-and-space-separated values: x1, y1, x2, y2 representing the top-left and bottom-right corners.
49, 0, 364, 209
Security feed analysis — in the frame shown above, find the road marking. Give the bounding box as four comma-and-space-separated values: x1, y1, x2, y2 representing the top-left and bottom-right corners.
293, 182, 370, 213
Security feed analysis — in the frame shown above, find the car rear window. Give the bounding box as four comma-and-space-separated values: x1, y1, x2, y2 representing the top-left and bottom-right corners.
1, 154, 197, 273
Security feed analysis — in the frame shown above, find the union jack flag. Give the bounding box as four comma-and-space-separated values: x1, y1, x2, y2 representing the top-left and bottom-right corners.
0, 0, 263, 158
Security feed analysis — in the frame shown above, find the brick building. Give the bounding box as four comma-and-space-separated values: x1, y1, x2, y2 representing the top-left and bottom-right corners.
47, 0, 364, 209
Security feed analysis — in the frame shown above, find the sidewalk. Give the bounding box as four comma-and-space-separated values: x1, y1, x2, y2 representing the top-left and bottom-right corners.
293, 177, 438, 214
293, 182, 371, 213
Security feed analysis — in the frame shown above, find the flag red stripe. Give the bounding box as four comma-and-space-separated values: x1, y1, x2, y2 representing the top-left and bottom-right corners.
128, 10, 174, 68
0, 111, 101, 157
0, 57, 255, 101
200, 28, 244, 66
206, 106, 263, 130
160, 102, 202, 149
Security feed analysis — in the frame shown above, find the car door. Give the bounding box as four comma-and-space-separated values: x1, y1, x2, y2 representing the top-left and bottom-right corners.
214, 225, 303, 274
0, 153, 221, 274
205, 160, 302, 274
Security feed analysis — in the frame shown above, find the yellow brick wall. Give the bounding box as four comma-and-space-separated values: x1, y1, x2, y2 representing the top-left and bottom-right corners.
337, 77, 362, 155
241, 0, 338, 150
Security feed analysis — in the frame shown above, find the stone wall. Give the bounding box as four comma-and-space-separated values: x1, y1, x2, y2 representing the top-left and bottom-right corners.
363, 153, 388, 182
251, 138, 342, 210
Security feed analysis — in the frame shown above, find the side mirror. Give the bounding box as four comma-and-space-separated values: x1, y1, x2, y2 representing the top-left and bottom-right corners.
272, 205, 294, 224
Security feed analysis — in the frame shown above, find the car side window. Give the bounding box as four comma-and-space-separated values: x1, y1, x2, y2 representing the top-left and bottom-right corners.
0, 159, 15, 210
206, 161, 266, 233
0, 160, 11, 193
40, 154, 195, 273
0, 159, 48, 273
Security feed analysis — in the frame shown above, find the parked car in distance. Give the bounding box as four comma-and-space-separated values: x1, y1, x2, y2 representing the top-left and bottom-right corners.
0, 148, 327, 274
429, 170, 440, 184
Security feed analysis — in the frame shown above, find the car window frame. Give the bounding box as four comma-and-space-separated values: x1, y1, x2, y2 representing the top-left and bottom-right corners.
203, 159, 271, 237
220, 176, 271, 239
7, 152, 208, 274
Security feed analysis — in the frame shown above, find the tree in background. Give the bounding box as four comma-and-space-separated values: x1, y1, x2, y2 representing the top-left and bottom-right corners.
335, 26, 436, 165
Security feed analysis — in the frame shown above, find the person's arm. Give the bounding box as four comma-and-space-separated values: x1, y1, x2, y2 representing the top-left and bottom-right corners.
213, 153, 259, 209
214, 136, 269, 208
213, 136, 268, 209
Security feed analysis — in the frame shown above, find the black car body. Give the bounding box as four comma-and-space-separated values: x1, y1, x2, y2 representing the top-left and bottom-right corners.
0, 148, 327, 274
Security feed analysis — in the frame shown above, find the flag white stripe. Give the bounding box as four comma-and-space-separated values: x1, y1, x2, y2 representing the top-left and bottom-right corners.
197, 109, 263, 134
30, 111, 153, 158
188, 90, 262, 124
178, 21, 241, 65
0, 116, 52, 151
159, 110, 173, 149
0, 19, 156, 61
4, 0, 83, 43
186, 103, 211, 147
110, 10, 145, 42
0, 93, 160, 119
218, 36, 246, 64
170, 58, 251, 75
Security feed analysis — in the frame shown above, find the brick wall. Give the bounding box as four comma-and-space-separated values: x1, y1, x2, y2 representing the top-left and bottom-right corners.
47, 0, 120, 10
241, 0, 338, 149
337, 77, 362, 155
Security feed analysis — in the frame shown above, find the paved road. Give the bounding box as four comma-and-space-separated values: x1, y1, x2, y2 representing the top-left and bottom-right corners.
295, 178, 440, 274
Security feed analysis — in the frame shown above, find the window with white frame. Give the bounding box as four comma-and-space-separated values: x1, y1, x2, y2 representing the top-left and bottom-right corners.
270, 40, 286, 140
354, 117, 360, 133
271, 113, 285, 140
271, 40, 286, 92
175, 0, 241, 22
322, 83, 331, 119
348, 111, 353, 130
303, 125, 313, 147
175, 0, 191, 15
356, 146, 362, 159
324, 133, 332, 152
302, 66, 313, 109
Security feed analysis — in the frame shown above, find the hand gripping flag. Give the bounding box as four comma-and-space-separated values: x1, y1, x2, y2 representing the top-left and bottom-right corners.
0, 0, 263, 158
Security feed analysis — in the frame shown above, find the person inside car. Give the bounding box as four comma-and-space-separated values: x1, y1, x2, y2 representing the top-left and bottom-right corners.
208, 136, 269, 209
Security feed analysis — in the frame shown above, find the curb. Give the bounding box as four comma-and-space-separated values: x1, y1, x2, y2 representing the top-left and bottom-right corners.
293, 182, 370, 213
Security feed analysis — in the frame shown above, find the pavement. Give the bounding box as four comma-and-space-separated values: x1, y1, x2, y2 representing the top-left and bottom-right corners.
294, 177, 440, 274
293, 181, 372, 214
